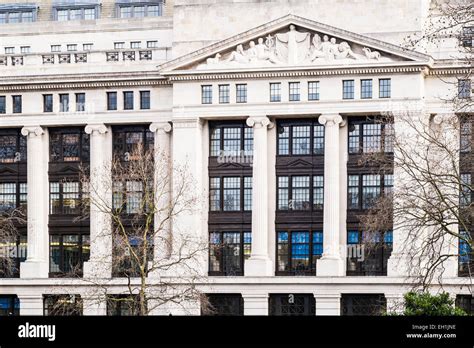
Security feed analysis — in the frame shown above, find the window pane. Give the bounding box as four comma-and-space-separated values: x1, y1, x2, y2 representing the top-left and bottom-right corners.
291, 176, 310, 210
223, 177, 240, 211
292, 126, 311, 155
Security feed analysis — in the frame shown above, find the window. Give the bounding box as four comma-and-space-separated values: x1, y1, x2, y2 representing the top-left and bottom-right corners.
75, 93, 85, 112
347, 231, 393, 276
459, 230, 472, 276
4, 47, 14, 54
202, 85, 213, 104
107, 92, 117, 111
123, 91, 134, 110
236, 84, 247, 103
114, 42, 125, 50
0, 296, 20, 316
461, 26, 474, 48
43, 94, 53, 113
0, 10, 35, 24
204, 294, 243, 316
209, 177, 252, 212
379, 78, 391, 98
0, 183, 27, 213
348, 119, 394, 154
147, 41, 158, 48
277, 121, 324, 156
269, 294, 315, 316
67, 44, 77, 52
348, 174, 392, 210
461, 119, 472, 153
107, 295, 141, 316
270, 83, 281, 102
460, 174, 472, 207
289, 82, 300, 101
50, 182, 88, 215
341, 294, 387, 316
112, 126, 154, 161
0, 96, 5, 114
361, 79, 373, 99
209, 123, 253, 157
44, 295, 82, 316
219, 85, 230, 104
276, 231, 323, 275
118, 3, 163, 18
130, 42, 141, 49
140, 91, 150, 110
20, 46, 30, 54
277, 176, 323, 211
0, 234, 27, 278
49, 234, 90, 276
113, 234, 153, 277
51, 45, 61, 53
0, 130, 27, 163
59, 94, 69, 112
308, 81, 320, 101
83, 43, 93, 51
209, 231, 251, 276
456, 295, 474, 315
55, 7, 98, 21
50, 128, 90, 163
113, 181, 148, 214
459, 79, 471, 99
12, 96, 21, 114
343, 80, 354, 99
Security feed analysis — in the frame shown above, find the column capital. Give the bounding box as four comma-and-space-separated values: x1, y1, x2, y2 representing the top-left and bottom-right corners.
150, 122, 172, 133
21, 126, 44, 137
85, 124, 108, 135
318, 114, 345, 127
246, 116, 274, 129
432, 113, 458, 125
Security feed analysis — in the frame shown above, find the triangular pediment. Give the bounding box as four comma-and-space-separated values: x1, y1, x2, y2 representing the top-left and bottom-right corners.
160, 14, 432, 74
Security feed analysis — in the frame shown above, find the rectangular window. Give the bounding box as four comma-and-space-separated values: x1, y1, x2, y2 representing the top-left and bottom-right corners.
236, 84, 247, 103
276, 231, 323, 275
202, 85, 213, 104
209, 123, 253, 157
348, 175, 360, 209
459, 230, 472, 276
277, 176, 322, 211
75, 93, 85, 112
379, 79, 391, 98
361, 79, 373, 99
292, 125, 311, 155
83, 43, 93, 51
243, 177, 252, 211
347, 232, 392, 276
349, 120, 393, 154
461, 120, 472, 153
123, 91, 134, 110
120, 6, 132, 18
363, 123, 382, 153
313, 176, 324, 210
51, 45, 61, 53
43, 94, 53, 113
20, 46, 30, 54
59, 94, 69, 112
460, 174, 472, 207
277, 122, 324, 156
55, 7, 97, 21
67, 44, 77, 52
84, 8, 95, 20
291, 176, 310, 210
289, 82, 300, 101
362, 174, 381, 209
461, 26, 474, 48
140, 91, 150, 110
130, 42, 141, 49
147, 41, 158, 48
49, 234, 90, 276
5, 47, 14, 54
223, 177, 240, 211
343, 80, 354, 99
459, 79, 471, 99
209, 178, 221, 212
49, 182, 83, 215
107, 92, 117, 111
270, 83, 281, 102
0, 10, 35, 24
12, 96, 21, 114
119, 3, 162, 18
308, 81, 320, 101
114, 42, 125, 50
0, 131, 27, 163
219, 85, 230, 104
50, 129, 90, 163
209, 231, 251, 276
112, 127, 154, 161
0, 96, 5, 114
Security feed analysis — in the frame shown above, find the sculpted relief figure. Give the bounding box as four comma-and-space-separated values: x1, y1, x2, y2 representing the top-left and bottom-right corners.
197, 25, 389, 69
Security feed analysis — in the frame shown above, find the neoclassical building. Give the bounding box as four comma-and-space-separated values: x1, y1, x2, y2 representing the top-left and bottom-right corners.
0, 0, 472, 316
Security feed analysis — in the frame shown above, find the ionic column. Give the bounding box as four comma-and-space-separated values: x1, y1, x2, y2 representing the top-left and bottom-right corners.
245, 116, 273, 276
20, 126, 49, 279
149, 122, 173, 266
317, 114, 345, 276
83, 124, 112, 278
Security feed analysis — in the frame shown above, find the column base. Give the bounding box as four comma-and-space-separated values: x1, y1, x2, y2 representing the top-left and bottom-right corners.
244, 257, 273, 276
83, 260, 112, 279
20, 260, 49, 278
316, 256, 345, 276
387, 253, 408, 277
19, 295, 44, 316
83, 297, 107, 316
243, 294, 269, 315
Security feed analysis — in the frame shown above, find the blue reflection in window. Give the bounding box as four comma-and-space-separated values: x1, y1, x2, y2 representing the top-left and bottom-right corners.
348, 231, 359, 244
292, 231, 310, 243
278, 232, 288, 243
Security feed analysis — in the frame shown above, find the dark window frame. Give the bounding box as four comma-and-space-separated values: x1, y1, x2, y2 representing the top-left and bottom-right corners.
12, 95, 22, 114
139, 91, 150, 110
347, 173, 393, 210
277, 121, 325, 156
59, 94, 69, 113
348, 119, 394, 155
236, 84, 247, 103
308, 81, 320, 101
43, 94, 53, 113
218, 84, 230, 104
0, 129, 27, 163
343, 80, 355, 100
289, 82, 301, 102
49, 128, 90, 163
270, 82, 281, 102
360, 79, 373, 99
208, 230, 251, 276
112, 125, 154, 162
123, 91, 134, 110
49, 233, 90, 277
0, 96, 6, 114
202, 85, 213, 104
379, 78, 391, 98
107, 92, 118, 111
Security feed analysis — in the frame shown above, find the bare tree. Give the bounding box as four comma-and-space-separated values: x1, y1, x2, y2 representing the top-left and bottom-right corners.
0, 208, 25, 278
359, 110, 473, 289
77, 145, 209, 315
